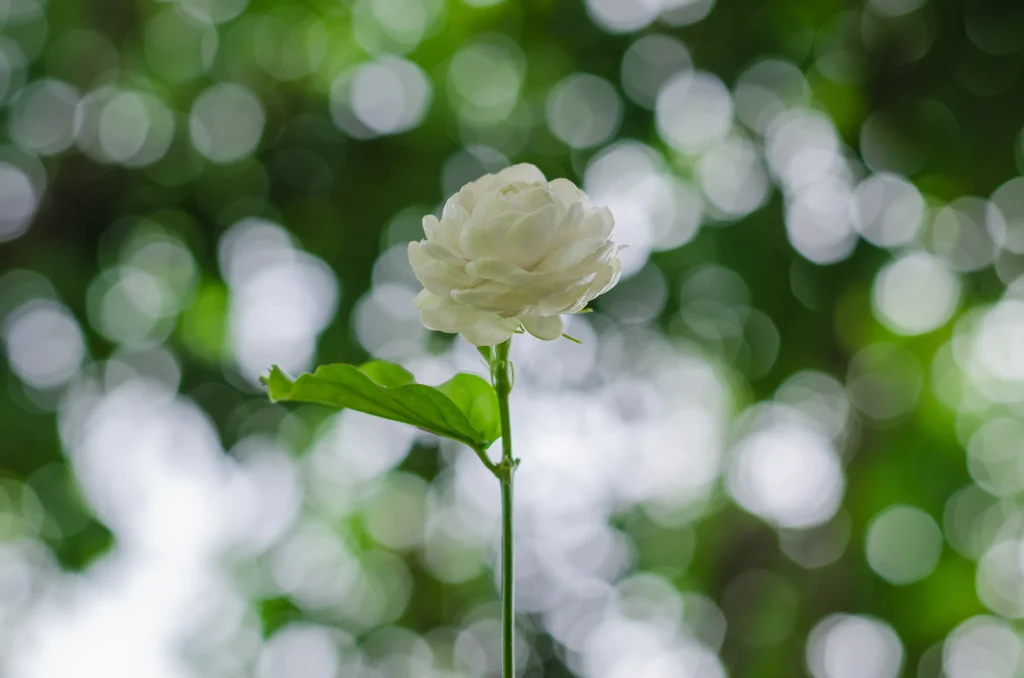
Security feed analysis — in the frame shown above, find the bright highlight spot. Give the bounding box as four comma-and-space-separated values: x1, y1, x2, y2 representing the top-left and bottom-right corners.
872, 252, 960, 335
807, 615, 903, 678
190, 83, 266, 163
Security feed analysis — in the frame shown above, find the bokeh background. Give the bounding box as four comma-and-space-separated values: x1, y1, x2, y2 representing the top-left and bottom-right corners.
1, 0, 1023, 675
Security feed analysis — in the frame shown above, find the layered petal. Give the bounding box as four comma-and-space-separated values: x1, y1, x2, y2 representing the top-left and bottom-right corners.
458, 319, 520, 346
502, 183, 556, 214
408, 241, 472, 294
422, 214, 460, 253
453, 175, 500, 215
495, 163, 546, 185
579, 206, 615, 240
547, 205, 614, 253
414, 290, 521, 346
533, 276, 599, 316
409, 163, 621, 344
535, 237, 609, 273
498, 204, 560, 269
466, 243, 616, 288
458, 199, 524, 260
547, 177, 589, 210
451, 283, 531, 316
455, 165, 546, 218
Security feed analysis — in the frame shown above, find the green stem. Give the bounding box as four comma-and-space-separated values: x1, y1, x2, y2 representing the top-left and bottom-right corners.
472, 445, 498, 475
499, 471, 514, 676
492, 338, 515, 678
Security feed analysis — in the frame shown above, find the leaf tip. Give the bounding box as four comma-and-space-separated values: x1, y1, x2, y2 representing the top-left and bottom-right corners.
262, 365, 294, 402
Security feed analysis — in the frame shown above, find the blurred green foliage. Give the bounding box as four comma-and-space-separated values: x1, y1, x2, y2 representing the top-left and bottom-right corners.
1, 0, 1024, 676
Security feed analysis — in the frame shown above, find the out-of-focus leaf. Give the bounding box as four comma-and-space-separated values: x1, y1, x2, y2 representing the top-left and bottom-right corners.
178, 280, 228, 364
262, 362, 499, 451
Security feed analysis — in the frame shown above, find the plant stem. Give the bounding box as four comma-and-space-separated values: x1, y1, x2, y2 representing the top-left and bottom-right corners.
499, 470, 514, 676
492, 338, 515, 678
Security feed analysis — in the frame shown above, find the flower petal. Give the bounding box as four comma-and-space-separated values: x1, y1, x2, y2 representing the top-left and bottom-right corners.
458, 202, 523, 260
465, 258, 533, 285
465, 258, 594, 296
415, 291, 520, 346
499, 204, 560, 269
423, 214, 460, 252
521, 314, 564, 341
594, 258, 622, 297
408, 241, 472, 294
496, 163, 546, 185
458, 317, 520, 346
413, 288, 438, 309
534, 278, 598, 315
453, 176, 500, 214
579, 206, 614, 241
420, 241, 465, 265
441, 196, 467, 220
569, 260, 621, 312
535, 236, 608, 272
451, 284, 529, 316
531, 258, 621, 315
547, 178, 590, 210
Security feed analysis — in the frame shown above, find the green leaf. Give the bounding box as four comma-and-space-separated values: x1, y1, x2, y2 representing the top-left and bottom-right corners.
262, 362, 500, 451
435, 373, 501, 445
359, 361, 416, 388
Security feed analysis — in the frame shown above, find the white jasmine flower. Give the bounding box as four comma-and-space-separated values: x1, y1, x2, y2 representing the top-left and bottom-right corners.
409, 163, 622, 346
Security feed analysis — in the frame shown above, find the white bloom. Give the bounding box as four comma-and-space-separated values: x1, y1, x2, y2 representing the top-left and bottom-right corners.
408, 163, 622, 346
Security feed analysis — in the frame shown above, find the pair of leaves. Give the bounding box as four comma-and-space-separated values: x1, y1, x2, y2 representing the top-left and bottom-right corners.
262, 361, 501, 452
